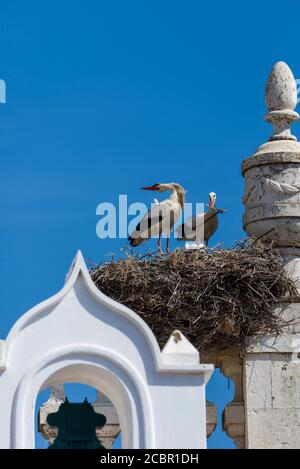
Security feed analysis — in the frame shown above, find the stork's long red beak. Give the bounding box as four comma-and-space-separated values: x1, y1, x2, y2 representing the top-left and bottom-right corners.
141, 185, 159, 191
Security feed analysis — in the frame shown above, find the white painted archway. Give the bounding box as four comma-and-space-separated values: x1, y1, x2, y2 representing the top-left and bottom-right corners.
0, 251, 213, 449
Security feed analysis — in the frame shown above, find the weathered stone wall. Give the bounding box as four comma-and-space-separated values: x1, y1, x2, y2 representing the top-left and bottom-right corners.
244, 316, 300, 448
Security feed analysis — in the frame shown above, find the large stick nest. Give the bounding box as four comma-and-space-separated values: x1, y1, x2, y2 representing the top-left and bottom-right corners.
90, 242, 297, 352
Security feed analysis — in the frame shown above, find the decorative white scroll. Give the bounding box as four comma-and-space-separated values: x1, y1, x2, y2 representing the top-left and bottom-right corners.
263, 177, 300, 194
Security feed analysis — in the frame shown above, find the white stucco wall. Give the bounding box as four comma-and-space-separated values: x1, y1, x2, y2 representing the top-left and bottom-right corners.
0, 251, 213, 449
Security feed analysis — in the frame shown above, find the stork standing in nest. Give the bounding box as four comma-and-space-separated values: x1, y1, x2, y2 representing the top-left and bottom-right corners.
176, 192, 225, 248
128, 182, 186, 254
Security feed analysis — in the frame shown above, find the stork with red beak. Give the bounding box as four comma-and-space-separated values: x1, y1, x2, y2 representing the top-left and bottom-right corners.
128, 182, 186, 254
176, 192, 225, 247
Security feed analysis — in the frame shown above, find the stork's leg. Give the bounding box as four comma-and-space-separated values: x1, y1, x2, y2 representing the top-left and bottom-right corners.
157, 235, 163, 255
166, 237, 170, 254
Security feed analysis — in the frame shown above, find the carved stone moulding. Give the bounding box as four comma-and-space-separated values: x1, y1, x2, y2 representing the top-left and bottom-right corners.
242, 62, 300, 247
242, 138, 300, 247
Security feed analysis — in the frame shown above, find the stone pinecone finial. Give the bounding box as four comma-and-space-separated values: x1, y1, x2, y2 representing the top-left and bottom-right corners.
265, 61, 299, 141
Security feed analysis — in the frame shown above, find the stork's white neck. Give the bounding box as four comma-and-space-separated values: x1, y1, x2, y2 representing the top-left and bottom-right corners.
169, 187, 185, 209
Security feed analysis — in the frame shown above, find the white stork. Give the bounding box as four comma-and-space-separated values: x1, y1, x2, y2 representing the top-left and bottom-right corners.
128, 182, 186, 254
176, 192, 225, 248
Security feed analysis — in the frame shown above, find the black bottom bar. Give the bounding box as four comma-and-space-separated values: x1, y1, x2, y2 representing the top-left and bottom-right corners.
0, 449, 297, 467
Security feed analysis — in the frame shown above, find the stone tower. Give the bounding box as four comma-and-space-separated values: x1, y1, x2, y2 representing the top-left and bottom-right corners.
241, 61, 300, 448
242, 61, 300, 291
202, 62, 300, 449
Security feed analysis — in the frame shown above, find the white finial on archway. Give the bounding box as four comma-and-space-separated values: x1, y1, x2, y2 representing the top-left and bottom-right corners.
161, 330, 200, 366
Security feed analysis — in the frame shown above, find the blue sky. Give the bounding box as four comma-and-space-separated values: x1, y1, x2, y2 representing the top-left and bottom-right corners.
1, 0, 299, 449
